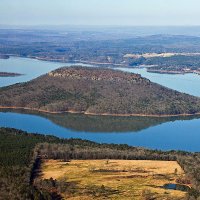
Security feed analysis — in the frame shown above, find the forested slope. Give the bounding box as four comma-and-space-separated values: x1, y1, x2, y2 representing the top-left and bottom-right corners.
1, 67, 200, 116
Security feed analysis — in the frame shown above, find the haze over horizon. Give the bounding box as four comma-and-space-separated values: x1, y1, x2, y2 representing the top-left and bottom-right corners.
1, 0, 200, 26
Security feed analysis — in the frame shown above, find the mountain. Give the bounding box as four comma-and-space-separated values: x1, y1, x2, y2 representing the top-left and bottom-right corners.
0, 66, 200, 116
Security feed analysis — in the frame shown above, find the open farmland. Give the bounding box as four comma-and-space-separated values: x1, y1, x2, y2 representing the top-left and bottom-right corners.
40, 159, 187, 200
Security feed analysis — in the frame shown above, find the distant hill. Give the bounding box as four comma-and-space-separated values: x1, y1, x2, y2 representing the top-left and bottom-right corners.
1, 66, 200, 116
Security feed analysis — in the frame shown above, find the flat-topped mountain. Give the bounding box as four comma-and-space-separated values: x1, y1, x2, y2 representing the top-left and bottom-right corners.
1, 66, 200, 116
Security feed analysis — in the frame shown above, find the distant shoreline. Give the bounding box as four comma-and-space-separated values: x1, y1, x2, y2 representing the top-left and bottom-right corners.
1, 106, 200, 118
0, 72, 23, 77
147, 69, 200, 75
2, 54, 200, 76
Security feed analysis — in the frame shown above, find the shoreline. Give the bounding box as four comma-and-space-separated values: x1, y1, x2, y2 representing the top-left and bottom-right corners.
4, 54, 200, 76
9, 54, 124, 67
0, 106, 200, 118
147, 69, 200, 75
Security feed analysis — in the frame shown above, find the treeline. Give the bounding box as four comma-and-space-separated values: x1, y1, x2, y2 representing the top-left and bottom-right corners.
35, 142, 200, 200
144, 55, 200, 70
0, 128, 64, 200
127, 55, 200, 71
1, 127, 200, 199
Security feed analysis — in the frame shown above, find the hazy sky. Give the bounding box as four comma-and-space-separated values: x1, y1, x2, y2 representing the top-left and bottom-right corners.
1, 0, 200, 26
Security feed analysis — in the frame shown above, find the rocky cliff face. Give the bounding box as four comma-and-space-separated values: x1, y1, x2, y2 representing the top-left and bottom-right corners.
48, 66, 145, 83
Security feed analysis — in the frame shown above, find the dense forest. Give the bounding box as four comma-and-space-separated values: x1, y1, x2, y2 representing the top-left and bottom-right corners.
1, 67, 200, 116
1, 127, 200, 199
0, 128, 64, 199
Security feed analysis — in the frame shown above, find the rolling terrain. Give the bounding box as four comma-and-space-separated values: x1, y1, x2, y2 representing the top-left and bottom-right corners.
2, 29, 200, 72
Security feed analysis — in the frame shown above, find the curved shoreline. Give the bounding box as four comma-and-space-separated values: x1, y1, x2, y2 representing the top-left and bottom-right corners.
0, 106, 200, 118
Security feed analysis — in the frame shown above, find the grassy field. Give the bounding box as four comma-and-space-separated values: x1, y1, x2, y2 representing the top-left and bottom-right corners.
41, 159, 187, 200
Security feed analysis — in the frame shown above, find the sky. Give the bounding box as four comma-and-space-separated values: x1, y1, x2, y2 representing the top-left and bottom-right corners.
1, 0, 200, 26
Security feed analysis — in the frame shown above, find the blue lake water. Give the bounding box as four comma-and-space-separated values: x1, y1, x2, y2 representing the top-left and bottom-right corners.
0, 110, 200, 152
0, 57, 91, 87
0, 57, 200, 152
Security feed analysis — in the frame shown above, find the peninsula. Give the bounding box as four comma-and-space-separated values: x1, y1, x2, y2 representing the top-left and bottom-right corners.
0, 66, 200, 116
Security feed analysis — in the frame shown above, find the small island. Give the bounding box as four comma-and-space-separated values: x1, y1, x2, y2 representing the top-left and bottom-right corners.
0, 72, 23, 77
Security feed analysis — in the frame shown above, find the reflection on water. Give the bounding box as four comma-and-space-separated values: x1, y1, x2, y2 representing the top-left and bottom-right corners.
0, 109, 200, 152
24, 110, 200, 133
1, 109, 199, 133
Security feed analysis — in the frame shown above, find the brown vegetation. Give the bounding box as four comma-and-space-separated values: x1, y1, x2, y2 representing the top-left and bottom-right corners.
39, 159, 186, 200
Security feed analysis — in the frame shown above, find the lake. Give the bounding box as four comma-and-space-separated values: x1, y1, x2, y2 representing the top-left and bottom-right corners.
0, 57, 91, 87
0, 57, 200, 152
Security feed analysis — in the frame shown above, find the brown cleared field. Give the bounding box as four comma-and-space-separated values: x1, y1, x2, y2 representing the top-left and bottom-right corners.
40, 160, 187, 200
